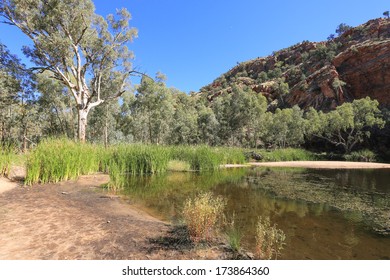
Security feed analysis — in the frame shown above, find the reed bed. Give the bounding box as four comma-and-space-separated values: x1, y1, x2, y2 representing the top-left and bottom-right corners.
24, 139, 248, 187
256, 148, 316, 162
25, 138, 101, 185
169, 145, 246, 171
107, 144, 171, 189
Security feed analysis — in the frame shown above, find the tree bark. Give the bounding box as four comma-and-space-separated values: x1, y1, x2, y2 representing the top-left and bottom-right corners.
77, 108, 89, 143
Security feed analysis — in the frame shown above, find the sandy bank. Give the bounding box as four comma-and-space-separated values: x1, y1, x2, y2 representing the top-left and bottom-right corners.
0, 178, 19, 194
246, 161, 390, 169
0, 175, 231, 260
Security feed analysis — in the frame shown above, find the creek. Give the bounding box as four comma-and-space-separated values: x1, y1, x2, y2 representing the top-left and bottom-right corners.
120, 167, 390, 259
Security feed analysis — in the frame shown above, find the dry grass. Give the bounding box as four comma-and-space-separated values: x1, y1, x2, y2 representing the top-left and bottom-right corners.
254, 216, 286, 260
182, 192, 226, 243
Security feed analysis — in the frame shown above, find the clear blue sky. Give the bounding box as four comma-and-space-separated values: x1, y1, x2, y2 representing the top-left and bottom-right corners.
0, 0, 389, 93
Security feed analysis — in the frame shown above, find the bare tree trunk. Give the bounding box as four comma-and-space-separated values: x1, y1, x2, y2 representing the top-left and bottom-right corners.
103, 104, 109, 148
23, 126, 27, 152
103, 119, 108, 148
78, 109, 89, 143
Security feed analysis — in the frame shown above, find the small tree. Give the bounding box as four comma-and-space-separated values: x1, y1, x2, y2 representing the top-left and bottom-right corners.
335, 23, 352, 36
383, 11, 389, 19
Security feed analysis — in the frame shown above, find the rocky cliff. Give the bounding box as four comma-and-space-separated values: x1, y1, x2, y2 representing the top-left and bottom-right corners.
199, 18, 390, 111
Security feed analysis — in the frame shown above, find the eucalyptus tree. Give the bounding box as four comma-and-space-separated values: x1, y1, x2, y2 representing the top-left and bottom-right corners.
305, 97, 385, 153
36, 73, 76, 139
168, 90, 199, 145
211, 86, 267, 147
130, 75, 175, 144
263, 106, 305, 149
0, 0, 138, 142
0, 42, 37, 148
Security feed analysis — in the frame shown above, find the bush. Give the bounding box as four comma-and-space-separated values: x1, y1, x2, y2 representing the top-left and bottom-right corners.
254, 216, 286, 260
344, 149, 377, 162
182, 192, 226, 243
259, 148, 316, 162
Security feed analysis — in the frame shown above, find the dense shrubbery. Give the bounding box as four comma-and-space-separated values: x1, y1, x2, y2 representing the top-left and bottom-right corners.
256, 148, 317, 162
344, 149, 377, 162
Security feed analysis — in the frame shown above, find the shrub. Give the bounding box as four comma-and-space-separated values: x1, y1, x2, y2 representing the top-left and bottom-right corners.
344, 149, 377, 162
182, 192, 226, 243
254, 216, 286, 260
259, 148, 316, 162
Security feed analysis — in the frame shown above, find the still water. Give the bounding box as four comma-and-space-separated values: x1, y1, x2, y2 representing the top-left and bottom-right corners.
121, 167, 390, 259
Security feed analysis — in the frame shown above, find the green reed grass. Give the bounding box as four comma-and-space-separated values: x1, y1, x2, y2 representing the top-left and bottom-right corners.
225, 215, 243, 253
0, 144, 14, 177
256, 148, 316, 162
169, 145, 246, 171
107, 144, 171, 189
24, 139, 248, 187
25, 138, 102, 185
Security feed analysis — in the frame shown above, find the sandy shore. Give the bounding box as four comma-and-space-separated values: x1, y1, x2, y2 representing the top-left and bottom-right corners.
0, 175, 230, 260
0, 178, 19, 194
225, 161, 390, 169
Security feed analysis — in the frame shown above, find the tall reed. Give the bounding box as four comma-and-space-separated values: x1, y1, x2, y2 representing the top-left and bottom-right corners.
108, 144, 171, 189
0, 144, 14, 177
25, 138, 101, 185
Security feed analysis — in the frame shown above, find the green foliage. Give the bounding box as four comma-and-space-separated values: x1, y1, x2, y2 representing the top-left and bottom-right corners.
0, 144, 16, 177
310, 44, 336, 62
256, 72, 268, 83
256, 148, 316, 162
182, 192, 226, 243
130, 77, 175, 144
1, 0, 138, 142
344, 149, 377, 162
336, 23, 352, 36
332, 78, 347, 90
305, 97, 385, 153
262, 106, 305, 148
254, 216, 286, 260
108, 144, 170, 189
225, 217, 243, 252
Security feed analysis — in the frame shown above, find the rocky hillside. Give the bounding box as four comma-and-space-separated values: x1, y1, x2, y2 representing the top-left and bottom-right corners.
199, 18, 390, 111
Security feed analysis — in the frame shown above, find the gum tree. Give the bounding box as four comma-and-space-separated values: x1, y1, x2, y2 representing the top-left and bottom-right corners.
0, 0, 138, 142
305, 97, 385, 154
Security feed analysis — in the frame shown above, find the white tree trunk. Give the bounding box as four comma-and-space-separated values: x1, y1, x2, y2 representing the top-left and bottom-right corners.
78, 108, 89, 143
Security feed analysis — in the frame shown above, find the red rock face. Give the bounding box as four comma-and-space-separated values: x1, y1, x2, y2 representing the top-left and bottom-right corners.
200, 18, 390, 111
333, 40, 390, 106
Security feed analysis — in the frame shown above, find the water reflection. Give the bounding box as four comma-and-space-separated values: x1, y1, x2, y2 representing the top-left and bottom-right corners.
120, 167, 390, 259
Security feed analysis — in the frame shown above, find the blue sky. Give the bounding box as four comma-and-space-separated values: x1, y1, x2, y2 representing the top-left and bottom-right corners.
1, 0, 389, 93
